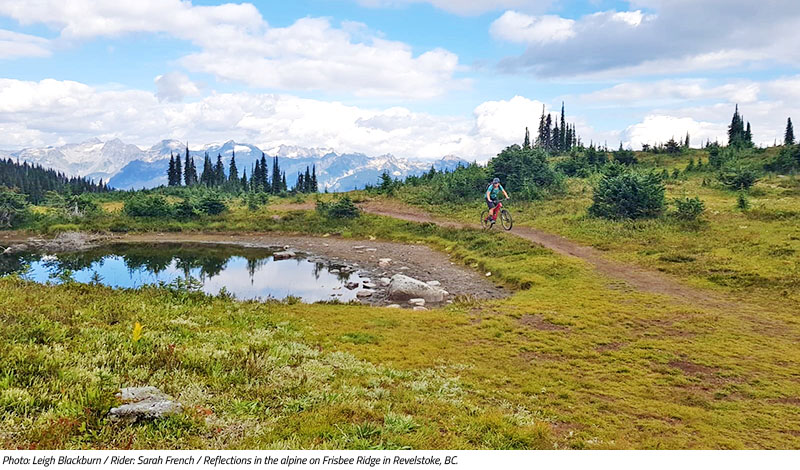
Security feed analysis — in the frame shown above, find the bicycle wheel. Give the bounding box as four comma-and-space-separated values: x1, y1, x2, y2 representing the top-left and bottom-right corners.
500, 209, 513, 230
480, 210, 492, 230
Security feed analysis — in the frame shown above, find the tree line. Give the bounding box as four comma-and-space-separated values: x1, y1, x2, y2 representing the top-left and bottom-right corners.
525, 103, 581, 153
166, 146, 320, 193
0, 158, 109, 204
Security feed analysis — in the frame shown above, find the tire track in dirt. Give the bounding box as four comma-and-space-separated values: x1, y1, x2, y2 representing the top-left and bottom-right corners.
359, 199, 734, 309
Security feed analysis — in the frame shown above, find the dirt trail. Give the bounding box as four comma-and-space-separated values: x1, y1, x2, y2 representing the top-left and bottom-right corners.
359, 200, 733, 308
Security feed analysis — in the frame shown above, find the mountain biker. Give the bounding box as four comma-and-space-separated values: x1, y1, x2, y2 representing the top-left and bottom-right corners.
485, 177, 510, 225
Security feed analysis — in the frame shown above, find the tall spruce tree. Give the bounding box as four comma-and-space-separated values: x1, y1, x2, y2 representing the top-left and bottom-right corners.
201, 153, 214, 186
311, 165, 318, 192
167, 154, 176, 186
303, 166, 312, 192
271, 156, 281, 193
786, 117, 795, 146
523, 127, 531, 149
184, 145, 197, 186
214, 154, 225, 186
229, 152, 238, 185
260, 153, 269, 191
252, 160, 262, 191
241, 169, 248, 190
174, 154, 181, 186
559, 102, 566, 152
745, 122, 753, 146
296, 172, 304, 192
281, 172, 287, 191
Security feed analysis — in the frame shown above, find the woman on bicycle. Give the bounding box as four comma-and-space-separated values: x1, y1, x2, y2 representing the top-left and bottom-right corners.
486, 177, 510, 225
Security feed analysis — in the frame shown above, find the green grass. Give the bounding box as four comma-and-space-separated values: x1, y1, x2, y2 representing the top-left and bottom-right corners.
2, 206, 800, 449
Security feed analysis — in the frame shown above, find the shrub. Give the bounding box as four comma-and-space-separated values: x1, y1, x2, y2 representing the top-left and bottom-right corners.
46, 223, 81, 235
737, 191, 750, 211
612, 149, 638, 166
718, 163, 759, 190
317, 195, 360, 219
197, 193, 227, 215
0, 187, 30, 228
488, 145, 562, 200
123, 194, 173, 218
174, 199, 198, 219
672, 196, 705, 221
765, 145, 799, 173
589, 170, 666, 219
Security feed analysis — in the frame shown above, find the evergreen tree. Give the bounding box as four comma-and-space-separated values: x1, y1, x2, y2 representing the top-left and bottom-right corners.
786, 117, 795, 146
201, 153, 214, 186
544, 114, 552, 152
253, 160, 262, 191
229, 152, 239, 185
260, 153, 269, 191
214, 154, 225, 186
174, 154, 181, 186
684, 133, 690, 149
184, 145, 197, 186
304, 166, 312, 192
745, 122, 752, 146
281, 172, 287, 191
167, 154, 176, 186
272, 156, 281, 193
311, 165, 318, 192
552, 123, 560, 151
523, 127, 531, 149
728, 105, 748, 147
560, 102, 566, 152
536, 106, 546, 148
296, 172, 304, 192
241, 170, 248, 190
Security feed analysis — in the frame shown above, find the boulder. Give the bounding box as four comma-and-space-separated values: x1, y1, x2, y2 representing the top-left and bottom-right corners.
273, 250, 296, 260
386, 304, 401, 309
378, 258, 392, 268
426, 280, 441, 287
362, 281, 377, 289
380, 277, 391, 287
356, 290, 373, 298
388, 274, 447, 303
345, 281, 359, 290
108, 386, 182, 422
413, 306, 428, 311
408, 298, 426, 306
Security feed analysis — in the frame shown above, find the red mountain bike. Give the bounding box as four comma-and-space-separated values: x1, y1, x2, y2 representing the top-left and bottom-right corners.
481, 199, 513, 231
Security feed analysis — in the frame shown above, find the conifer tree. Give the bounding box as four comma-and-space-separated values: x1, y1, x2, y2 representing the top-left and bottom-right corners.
311, 165, 318, 192
229, 152, 238, 185
201, 153, 214, 186
260, 153, 269, 191
786, 117, 795, 146
304, 166, 312, 192
167, 154, 176, 186
184, 145, 197, 186
296, 172, 304, 192
281, 172, 287, 191
544, 114, 552, 151
684, 133, 690, 149
745, 122, 752, 146
174, 154, 181, 186
241, 169, 248, 190
271, 156, 281, 193
523, 127, 531, 149
214, 154, 225, 186
536, 105, 546, 148
560, 102, 566, 152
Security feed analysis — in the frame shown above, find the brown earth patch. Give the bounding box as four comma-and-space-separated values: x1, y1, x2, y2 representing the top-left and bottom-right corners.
518, 314, 569, 331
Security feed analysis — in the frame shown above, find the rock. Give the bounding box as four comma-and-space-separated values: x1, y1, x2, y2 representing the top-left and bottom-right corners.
388, 274, 447, 303
352, 245, 366, 250
108, 386, 182, 422
386, 304, 401, 309
426, 280, 441, 286
330, 269, 340, 274
273, 250, 296, 260
345, 282, 360, 290
413, 306, 428, 311
380, 277, 391, 286
408, 298, 426, 306
365, 248, 377, 252
362, 282, 377, 289
356, 290, 373, 298
485, 272, 492, 277
378, 258, 392, 267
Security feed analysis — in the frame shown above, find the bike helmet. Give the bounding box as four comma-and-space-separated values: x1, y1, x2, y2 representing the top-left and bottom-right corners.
492, 178, 500, 184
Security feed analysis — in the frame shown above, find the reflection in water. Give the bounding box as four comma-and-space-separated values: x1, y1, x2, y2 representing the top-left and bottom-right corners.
1, 243, 369, 303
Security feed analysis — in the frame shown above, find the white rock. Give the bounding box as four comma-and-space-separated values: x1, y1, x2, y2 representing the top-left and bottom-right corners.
362, 282, 377, 289
408, 298, 426, 306
388, 274, 447, 303
485, 272, 492, 277
108, 386, 182, 422
386, 304, 401, 309
380, 277, 391, 286
273, 251, 296, 260
356, 290, 373, 298
426, 280, 441, 286
352, 245, 366, 250
365, 248, 377, 252
413, 306, 428, 311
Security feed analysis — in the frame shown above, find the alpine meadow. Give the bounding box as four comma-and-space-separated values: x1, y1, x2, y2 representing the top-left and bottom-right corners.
0, 0, 799, 455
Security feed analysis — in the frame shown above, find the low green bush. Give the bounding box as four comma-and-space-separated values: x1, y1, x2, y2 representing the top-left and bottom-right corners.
589, 170, 665, 219
316, 195, 360, 219
123, 194, 173, 218
718, 163, 760, 190
672, 196, 705, 221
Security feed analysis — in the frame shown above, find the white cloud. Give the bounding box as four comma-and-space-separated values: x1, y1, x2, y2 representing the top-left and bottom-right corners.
154, 72, 201, 103
0, 0, 462, 99
581, 79, 761, 105
355, 0, 551, 15
622, 115, 725, 149
490, 11, 575, 44
0, 29, 51, 58
496, 1, 800, 77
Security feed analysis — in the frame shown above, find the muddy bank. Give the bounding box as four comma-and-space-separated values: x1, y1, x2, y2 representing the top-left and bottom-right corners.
1, 231, 109, 255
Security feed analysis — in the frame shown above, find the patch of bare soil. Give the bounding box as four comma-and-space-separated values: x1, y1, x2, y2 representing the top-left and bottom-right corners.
358, 199, 735, 309
518, 314, 568, 331
113, 232, 508, 307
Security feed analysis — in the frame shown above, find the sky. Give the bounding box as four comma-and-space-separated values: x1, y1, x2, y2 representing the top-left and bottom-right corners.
1, 0, 799, 161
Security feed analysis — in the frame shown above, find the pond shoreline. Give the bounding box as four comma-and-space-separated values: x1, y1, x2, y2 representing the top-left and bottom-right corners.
1, 231, 509, 307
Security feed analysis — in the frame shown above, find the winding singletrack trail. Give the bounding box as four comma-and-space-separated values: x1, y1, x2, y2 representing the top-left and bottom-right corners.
359, 200, 733, 308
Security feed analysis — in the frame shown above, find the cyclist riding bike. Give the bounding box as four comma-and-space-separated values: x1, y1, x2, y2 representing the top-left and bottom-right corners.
485, 177, 510, 225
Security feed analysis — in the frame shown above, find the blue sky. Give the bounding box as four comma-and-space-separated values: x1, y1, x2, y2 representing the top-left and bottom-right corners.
1, 0, 798, 159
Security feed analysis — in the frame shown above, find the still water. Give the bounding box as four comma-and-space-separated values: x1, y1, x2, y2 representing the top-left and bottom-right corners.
0, 243, 369, 303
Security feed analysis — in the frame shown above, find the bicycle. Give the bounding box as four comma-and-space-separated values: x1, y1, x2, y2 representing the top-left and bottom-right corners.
481, 199, 513, 231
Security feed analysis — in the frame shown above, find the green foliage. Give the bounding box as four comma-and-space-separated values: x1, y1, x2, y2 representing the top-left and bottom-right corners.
316, 195, 360, 219
245, 192, 269, 211
718, 162, 760, 190
174, 199, 198, 220
765, 145, 799, 173
123, 194, 173, 218
589, 170, 666, 219
489, 145, 562, 200
671, 196, 705, 221
737, 191, 750, 210
197, 192, 227, 215
0, 187, 30, 228
612, 148, 638, 166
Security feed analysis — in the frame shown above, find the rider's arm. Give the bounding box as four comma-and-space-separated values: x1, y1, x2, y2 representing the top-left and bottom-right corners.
486, 188, 492, 201
502, 188, 509, 199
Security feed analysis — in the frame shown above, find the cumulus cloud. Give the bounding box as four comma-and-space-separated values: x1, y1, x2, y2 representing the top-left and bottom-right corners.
490, 11, 575, 44
0, 0, 463, 98
622, 115, 725, 149
0, 29, 51, 58
494, 1, 800, 77
0, 78, 537, 161
581, 79, 761, 105
154, 72, 201, 103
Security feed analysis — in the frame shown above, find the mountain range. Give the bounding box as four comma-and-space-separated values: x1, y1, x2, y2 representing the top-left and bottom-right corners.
1, 139, 470, 191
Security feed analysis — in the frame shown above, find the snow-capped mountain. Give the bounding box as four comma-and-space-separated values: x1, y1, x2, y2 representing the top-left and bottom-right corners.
6, 139, 470, 191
